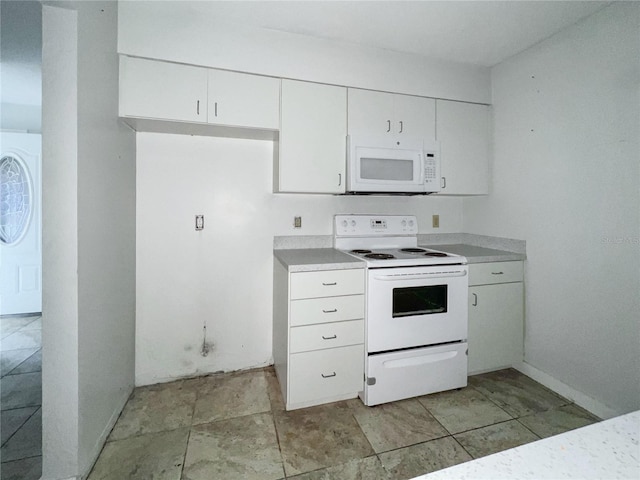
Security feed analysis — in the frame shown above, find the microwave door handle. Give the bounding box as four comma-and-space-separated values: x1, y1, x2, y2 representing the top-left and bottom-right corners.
373, 271, 467, 281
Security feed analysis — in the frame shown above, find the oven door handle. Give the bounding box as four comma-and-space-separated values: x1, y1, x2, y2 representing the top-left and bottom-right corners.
373, 270, 467, 281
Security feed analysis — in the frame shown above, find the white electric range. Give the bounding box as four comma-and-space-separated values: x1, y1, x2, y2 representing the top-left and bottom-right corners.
334, 214, 469, 406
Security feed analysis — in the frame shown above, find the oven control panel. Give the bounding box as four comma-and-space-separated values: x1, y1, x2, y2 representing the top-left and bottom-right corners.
335, 214, 418, 236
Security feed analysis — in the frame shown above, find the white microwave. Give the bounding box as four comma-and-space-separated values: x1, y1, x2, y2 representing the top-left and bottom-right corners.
346, 135, 440, 194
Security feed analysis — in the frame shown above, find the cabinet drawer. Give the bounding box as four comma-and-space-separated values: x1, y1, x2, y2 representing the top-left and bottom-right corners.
290, 269, 364, 299
290, 295, 364, 327
289, 345, 364, 405
469, 261, 523, 286
290, 320, 364, 353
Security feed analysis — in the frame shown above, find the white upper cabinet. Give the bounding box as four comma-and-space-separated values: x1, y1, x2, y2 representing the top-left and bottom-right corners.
207, 70, 280, 130
436, 100, 491, 195
277, 80, 347, 194
119, 56, 207, 123
347, 88, 436, 139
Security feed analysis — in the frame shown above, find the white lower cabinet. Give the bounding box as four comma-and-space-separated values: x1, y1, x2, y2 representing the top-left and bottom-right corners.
273, 261, 365, 410
468, 261, 524, 374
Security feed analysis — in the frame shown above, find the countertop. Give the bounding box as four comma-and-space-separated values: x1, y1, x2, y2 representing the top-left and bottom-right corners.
273, 248, 365, 272
422, 243, 526, 264
414, 410, 640, 480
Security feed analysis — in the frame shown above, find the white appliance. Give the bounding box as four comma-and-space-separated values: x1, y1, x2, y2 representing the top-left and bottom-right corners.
346, 135, 440, 194
334, 214, 468, 406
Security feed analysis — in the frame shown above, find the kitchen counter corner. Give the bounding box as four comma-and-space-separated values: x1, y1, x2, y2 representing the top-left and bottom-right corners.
422, 243, 526, 264
274, 248, 365, 272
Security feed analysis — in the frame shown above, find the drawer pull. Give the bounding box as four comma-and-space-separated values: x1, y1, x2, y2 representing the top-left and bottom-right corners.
321, 372, 337, 378
491, 271, 504, 275
322, 282, 337, 286
472, 293, 478, 306
322, 309, 337, 314
322, 334, 337, 340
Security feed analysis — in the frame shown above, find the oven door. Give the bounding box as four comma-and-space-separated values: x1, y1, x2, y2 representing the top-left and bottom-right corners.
366, 265, 468, 353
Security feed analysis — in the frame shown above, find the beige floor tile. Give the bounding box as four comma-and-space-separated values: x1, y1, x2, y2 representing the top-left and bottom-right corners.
0, 330, 41, 351
192, 369, 271, 424
274, 402, 374, 476
1, 407, 41, 462
517, 403, 599, 439
419, 386, 512, 434
288, 456, 390, 480
378, 436, 472, 478
352, 398, 448, 453
469, 369, 568, 417
0, 455, 41, 480
88, 428, 189, 480
182, 412, 283, 480
108, 380, 197, 441
454, 419, 539, 458
265, 367, 286, 412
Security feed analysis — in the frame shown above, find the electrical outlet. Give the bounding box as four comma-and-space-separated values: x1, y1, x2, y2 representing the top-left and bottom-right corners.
195, 215, 204, 230
294, 216, 302, 228
432, 214, 440, 228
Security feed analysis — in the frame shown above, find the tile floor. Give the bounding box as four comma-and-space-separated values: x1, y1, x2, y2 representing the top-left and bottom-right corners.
0, 314, 42, 480
88, 367, 599, 480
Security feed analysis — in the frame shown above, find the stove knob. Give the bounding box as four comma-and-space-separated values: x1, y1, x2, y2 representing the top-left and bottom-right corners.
408, 220, 414, 227
342, 220, 348, 227
401, 220, 407, 227
351, 220, 357, 227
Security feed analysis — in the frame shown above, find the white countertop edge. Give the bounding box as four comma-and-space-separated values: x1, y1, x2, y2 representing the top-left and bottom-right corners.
414, 411, 640, 480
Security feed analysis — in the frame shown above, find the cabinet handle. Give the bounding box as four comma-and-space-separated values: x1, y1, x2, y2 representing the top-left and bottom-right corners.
322, 309, 337, 314
491, 272, 504, 275
441, 176, 446, 189
322, 334, 337, 340
197, 100, 200, 116
386, 120, 391, 132
214, 101, 218, 117
321, 372, 337, 378
338, 173, 342, 186
322, 282, 337, 286
472, 293, 478, 306
399, 120, 403, 133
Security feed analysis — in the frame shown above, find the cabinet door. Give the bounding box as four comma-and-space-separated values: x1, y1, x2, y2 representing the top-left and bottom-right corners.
393, 94, 436, 139
119, 56, 207, 122
436, 100, 490, 195
347, 88, 395, 136
278, 80, 347, 193
468, 282, 524, 374
208, 70, 280, 129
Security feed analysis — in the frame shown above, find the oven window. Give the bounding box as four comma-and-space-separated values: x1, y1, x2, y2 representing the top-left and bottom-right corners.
393, 285, 447, 317
361, 157, 414, 181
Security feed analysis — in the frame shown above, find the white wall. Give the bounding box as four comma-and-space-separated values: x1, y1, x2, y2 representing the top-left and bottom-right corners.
42, 2, 136, 479
117, 1, 490, 104
464, 2, 640, 417
136, 133, 462, 385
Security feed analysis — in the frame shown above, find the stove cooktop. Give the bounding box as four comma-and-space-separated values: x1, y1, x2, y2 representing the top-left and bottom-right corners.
342, 246, 466, 267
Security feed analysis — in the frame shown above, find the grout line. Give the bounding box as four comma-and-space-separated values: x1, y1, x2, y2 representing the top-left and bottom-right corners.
178, 428, 192, 479
451, 434, 476, 460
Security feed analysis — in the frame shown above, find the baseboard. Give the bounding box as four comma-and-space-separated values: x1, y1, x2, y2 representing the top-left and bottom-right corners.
79, 387, 133, 480
515, 362, 620, 420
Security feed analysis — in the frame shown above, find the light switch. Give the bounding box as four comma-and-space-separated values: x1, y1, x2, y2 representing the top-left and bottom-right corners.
294, 216, 302, 228
195, 215, 204, 231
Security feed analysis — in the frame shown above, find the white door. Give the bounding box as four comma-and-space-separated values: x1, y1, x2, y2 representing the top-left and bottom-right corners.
0, 132, 42, 315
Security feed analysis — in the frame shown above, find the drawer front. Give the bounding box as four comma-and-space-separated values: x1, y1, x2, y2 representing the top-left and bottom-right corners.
289, 344, 364, 405
469, 261, 523, 286
290, 319, 364, 353
290, 295, 364, 327
290, 269, 364, 299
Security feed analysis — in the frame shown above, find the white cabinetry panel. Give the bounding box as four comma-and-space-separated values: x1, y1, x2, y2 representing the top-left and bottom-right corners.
290, 319, 364, 353
278, 80, 347, 193
290, 296, 364, 326
468, 262, 524, 375
290, 268, 364, 299
119, 56, 207, 122
436, 100, 490, 195
207, 70, 280, 129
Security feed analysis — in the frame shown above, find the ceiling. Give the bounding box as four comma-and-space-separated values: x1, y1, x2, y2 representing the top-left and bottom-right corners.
0, 0, 611, 107
201, 1, 610, 67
